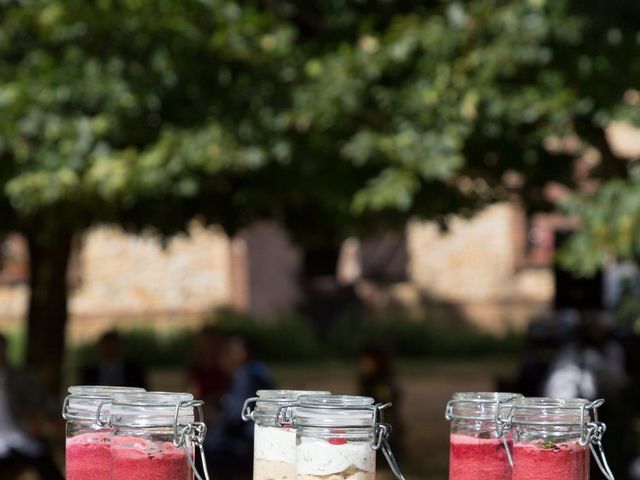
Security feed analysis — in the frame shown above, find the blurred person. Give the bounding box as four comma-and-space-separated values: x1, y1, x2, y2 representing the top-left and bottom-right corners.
80, 330, 147, 388
0, 333, 63, 480
544, 313, 626, 399
631, 457, 640, 480
359, 344, 400, 408
358, 344, 404, 460
204, 335, 275, 480
544, 312, 632, 479
187, 326, 231, 418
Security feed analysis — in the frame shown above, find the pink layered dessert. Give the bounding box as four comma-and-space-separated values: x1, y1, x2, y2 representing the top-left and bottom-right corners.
111, 437, 192, 480
512, 441, 588, 480
66, 432, 111, 480
449, 433, 512, 480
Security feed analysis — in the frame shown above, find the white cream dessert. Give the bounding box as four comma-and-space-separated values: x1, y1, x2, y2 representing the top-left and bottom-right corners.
254, 424, 297, 480
296, 436, 375, 480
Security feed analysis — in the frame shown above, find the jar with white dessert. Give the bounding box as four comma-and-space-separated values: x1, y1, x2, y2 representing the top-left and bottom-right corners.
293, 395, 406, 480
506, 397, 615, 480
445, 392, 522, 480
242, 390, 331, 480
110, 391, 210, 480
63, 385, 146, 480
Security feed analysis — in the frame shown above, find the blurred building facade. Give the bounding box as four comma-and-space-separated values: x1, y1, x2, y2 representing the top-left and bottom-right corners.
0, 203, 561, 338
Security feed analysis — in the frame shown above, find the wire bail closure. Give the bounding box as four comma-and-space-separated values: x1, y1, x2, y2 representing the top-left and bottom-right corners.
496, 401, 516, 467
172, 400, 211, 480
62, 394, 113, 427
243, 396, 297, 426
275, 403, 297, 427
581, 400, 615, 480
241, 397, 259, 422
95, 400, 110, 427
61, 395, 71, 421
371, 402, 406, 480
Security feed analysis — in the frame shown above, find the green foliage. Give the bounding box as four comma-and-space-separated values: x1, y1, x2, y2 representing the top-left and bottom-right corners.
613, 281, 640, 332
6, 330, 25, 366
3, 0, 640, 242
325, 313, 523, 359
214, 310, 323, 362
68, 313, 521, 369
72, 328, 195, 369
2, 0, 640, 257
0, 0, 295, 237
292, 0, 584, 215
210, 310, 522, 361
558, 169, 640, 275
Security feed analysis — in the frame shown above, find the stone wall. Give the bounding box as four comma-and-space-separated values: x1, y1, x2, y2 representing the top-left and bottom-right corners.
0, 203, 555, 338
0, 222, 233, 341
405, 203, 553, 332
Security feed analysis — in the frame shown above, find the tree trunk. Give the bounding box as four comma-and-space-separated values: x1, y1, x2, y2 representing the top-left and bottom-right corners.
25, 231, 73, 396
299, 245, 359, 338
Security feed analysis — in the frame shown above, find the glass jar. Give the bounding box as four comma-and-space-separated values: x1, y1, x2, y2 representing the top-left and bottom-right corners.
63, 385, 145, 480
293, 395, 405, 480
110, 391, 209, 480
446, 392, 522, 480
509, 397, 614, 480
242, 389, 331, 480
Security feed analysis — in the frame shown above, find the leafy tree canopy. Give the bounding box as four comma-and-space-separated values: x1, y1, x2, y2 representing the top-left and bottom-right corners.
2, 0, 639, 246
559, 171, 640, 275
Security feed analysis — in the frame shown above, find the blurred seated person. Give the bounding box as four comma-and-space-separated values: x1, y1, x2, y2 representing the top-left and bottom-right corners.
205, 335, 275, 480
81, 330, 147, 389
0, 333, 63, 479
187, 326, 231, 417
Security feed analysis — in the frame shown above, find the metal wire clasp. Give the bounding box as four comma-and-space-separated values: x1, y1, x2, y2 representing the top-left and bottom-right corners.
370, 403, 406, 480
581, 399, 615, 480
496, 401, 515, 467
275, 403, 297, 427
444, 400, 454, 421
61, 395, 71, 421
95, 401, 110, 427
241, 397, 259, 422
62, 395, 110, 427
173, 400, 211, 480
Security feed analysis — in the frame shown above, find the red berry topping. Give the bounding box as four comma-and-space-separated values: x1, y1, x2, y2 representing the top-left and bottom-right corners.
328, 438, 348, 445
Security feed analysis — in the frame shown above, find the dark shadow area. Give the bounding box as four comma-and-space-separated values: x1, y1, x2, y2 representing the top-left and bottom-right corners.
0, 333, 63, 480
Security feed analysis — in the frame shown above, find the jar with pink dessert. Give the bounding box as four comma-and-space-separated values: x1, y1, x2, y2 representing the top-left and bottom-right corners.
507, 397, 615, 480
62, 385, 145, 480
109, 391, 210, 480
445, 392, 522, 480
